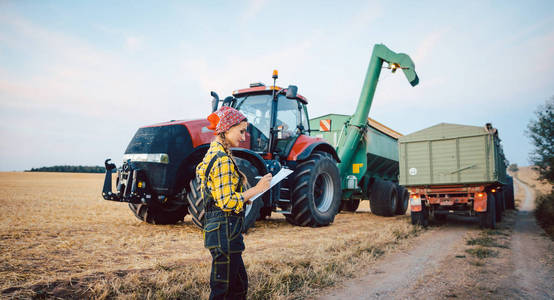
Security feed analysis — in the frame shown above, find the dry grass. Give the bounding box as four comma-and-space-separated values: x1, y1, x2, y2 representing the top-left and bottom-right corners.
0, 172, 421, 299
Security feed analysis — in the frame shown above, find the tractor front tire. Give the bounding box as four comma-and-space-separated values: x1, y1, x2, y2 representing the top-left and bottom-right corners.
287, 151, 341, 227
128, 193, 188, 225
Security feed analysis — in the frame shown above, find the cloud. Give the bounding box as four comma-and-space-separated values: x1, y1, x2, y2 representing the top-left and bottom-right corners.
240, 0, 267, 23
0, 14, 170, 119
180, 38, 315, 96
412, 27, 450, 64
125, 36, 144, 51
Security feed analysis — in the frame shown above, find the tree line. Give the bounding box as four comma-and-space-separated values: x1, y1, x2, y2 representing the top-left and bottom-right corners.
26, 165, 108, 173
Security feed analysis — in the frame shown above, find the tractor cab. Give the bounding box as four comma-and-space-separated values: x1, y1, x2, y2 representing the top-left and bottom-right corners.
212, 73, 310, 160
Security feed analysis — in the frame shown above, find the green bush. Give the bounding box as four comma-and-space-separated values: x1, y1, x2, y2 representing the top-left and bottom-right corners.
535, 192, 554, 239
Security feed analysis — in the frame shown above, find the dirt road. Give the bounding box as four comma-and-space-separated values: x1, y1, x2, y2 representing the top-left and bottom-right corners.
316, 179, 554, 299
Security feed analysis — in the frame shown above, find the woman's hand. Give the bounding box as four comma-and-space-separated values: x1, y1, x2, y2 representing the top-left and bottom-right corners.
242, 173, 273, 203
255, 173, 272, 193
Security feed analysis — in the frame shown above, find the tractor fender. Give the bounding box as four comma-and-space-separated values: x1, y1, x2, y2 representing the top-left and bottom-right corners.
174, 144, 210, 192
230, 148, 269, 175
288, 135, 340, 162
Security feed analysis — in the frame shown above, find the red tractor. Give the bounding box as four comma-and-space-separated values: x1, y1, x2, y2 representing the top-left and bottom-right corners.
103, 70, 342, 231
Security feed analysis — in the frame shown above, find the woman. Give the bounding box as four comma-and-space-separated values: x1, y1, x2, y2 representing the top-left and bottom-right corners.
197, 106, 272, 300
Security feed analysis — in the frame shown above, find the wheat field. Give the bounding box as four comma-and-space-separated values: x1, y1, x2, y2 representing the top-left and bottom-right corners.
0, 172, 420, 299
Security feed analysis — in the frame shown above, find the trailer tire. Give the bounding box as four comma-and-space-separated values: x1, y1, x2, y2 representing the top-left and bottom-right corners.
186, 157, 262, 233
434, 213, 447, 222
410, 204, 429, 227
128, 194, 188, 225
341, 199, 360, 212
495, 191, 503, 222
395, 186, 409, 215
370, 180, 398, 217
505, 186, 515, 210
479, 193, 496, 229
286, 151, 341, 227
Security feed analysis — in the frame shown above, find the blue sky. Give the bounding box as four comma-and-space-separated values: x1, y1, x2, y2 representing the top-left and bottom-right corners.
0, 0, 553, 171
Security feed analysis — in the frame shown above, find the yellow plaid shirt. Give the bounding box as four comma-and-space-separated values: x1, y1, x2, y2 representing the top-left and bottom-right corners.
196, 141, 245, 214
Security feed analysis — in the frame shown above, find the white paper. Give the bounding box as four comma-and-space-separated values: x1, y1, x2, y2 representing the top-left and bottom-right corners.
250, 168, 294, 201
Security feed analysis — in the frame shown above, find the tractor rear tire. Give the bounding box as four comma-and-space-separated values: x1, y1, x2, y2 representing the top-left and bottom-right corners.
286, 151, 341, 227
479, 193, 496, 229
128, 193, 188, 225
370, 180, 398, 217
395, 185, 409, 215
186, 157, 262, 233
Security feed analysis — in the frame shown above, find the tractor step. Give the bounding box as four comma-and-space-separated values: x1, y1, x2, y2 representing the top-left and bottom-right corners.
275, 209, 291, 214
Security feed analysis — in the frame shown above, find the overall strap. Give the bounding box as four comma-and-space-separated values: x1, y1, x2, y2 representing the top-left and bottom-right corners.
202, 151, 228, 209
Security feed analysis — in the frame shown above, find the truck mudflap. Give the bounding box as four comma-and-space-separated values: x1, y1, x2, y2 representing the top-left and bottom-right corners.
102, 159, 149, 204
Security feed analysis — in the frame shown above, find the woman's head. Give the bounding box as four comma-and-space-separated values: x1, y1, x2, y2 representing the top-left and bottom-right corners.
207, 106, 248, 148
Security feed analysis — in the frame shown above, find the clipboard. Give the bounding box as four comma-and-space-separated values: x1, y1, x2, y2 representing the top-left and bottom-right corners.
250, 168, 294, 201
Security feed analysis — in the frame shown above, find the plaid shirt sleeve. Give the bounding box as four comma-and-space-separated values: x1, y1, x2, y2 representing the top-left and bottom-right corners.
208, 154, 245, 213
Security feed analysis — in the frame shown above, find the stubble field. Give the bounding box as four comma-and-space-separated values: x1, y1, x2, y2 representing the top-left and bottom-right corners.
0, 172, 420, 299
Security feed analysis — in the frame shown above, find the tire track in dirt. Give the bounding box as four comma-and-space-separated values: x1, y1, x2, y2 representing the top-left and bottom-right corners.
316, 178, 554, 299
315, 221, 475, 299
503, 177, 554, 299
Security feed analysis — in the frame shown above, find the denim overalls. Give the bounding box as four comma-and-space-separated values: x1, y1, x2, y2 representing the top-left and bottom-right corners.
202, 151, 248, 300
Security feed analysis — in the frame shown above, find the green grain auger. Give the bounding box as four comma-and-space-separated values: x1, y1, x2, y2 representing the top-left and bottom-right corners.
314, 44, 419, 216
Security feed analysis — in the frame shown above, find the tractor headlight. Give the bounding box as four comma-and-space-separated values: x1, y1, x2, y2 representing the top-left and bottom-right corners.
122, 153, 170, 164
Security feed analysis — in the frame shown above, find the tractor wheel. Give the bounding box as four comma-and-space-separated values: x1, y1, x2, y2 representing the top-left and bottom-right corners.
395, 185, 409, 215
258, 207, 272, 220
286, 151, 341, 227
410, 203, 429, 227
128, 192, 188, 225
186, 157, 262, 233
341, 199, 360, 212
479, 192, 496, 229
370, 180, 398, 217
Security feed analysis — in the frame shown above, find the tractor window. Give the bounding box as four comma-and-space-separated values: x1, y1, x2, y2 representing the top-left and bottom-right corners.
276, 96, 303, 139
235, 94, 272, 152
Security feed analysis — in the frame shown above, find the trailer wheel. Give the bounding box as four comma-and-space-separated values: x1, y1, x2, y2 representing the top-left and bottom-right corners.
434, 213, 447, 222
395, 186, 409, 215
370, 180, 398, 217
340, 199, 360, 212
410, 203, 429, 227
286, 151, 341, 227
505, 186, 515, 210
495, 191, 504, 222
128, 194, 188, 225
186, 157, 263, 233
479, 193, 496, 229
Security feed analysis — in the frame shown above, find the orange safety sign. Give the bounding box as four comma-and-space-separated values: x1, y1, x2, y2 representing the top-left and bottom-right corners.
319, 119, 331, 132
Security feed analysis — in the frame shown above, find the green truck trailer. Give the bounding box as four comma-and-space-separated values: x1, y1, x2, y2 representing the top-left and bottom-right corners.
398, 123, 515, 228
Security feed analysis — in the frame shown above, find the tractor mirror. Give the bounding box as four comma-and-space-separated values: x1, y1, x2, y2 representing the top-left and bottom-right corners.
211, 91, 219, 112
286, 85, 298, 99
223, 96, 234, 107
